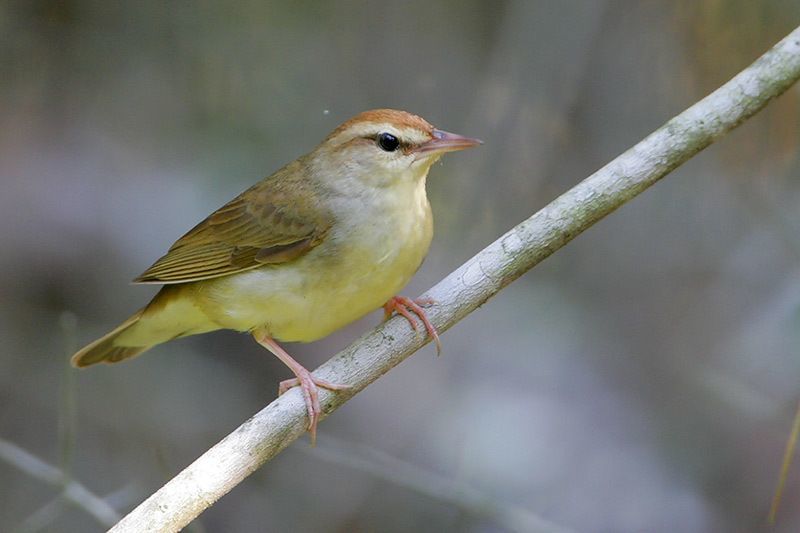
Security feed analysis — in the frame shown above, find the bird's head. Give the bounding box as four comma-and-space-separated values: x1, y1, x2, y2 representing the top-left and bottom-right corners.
310, 109, 481, 190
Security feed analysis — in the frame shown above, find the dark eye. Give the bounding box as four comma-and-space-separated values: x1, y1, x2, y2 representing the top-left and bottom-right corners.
377, 132, 400, 152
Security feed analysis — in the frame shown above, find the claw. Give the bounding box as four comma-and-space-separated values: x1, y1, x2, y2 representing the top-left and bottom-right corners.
253, 331, 349, 445
383, 296, 442, 354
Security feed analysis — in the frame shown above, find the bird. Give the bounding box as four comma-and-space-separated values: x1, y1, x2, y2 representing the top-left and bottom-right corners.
71, 109, 482, 443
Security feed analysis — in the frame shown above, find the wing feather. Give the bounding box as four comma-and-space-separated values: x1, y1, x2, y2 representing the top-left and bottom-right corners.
134, 160, 331, 284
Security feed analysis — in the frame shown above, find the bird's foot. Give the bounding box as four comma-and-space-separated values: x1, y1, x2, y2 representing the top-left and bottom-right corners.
383, 295, 441, 354
253, 332, 348, 446
277, 371, 349, 445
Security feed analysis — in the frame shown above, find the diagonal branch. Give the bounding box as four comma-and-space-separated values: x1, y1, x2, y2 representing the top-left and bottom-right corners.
296, 436, 576, 533
0, 438, 120, 527
109, 26, 800, 533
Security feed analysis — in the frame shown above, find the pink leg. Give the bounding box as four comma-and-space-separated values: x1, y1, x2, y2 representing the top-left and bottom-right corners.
383, 296, 441, 354
253, 330, 348, 445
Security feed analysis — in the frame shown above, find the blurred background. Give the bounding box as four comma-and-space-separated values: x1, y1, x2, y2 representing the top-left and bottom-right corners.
2, 1, 800, 531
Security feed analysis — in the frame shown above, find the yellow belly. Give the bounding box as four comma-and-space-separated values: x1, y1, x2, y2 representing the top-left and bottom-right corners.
189, 187, 433, 342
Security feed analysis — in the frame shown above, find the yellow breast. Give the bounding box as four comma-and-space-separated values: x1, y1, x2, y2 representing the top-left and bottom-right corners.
194, 176, 433, 342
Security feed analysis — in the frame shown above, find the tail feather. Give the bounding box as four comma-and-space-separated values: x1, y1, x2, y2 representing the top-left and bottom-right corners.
71, 309, 151, 367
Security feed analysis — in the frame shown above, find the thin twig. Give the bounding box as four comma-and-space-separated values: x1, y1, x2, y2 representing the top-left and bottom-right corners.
109, 26, 800, 533
12, 495, 67, 533
0, 438, 120, 527
298, 435, 574, 533
769, 398, 800, 523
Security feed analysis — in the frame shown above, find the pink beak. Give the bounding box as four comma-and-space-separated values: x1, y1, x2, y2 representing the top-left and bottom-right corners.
413, 129, 483, 157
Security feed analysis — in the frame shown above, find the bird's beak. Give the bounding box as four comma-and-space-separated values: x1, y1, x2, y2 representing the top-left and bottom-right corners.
413, 129, 483, 158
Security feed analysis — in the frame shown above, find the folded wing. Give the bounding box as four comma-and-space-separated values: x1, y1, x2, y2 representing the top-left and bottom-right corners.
134, 162, 331, 284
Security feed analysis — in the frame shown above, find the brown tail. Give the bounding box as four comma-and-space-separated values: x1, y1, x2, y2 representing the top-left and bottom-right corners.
71, 309, 151, 367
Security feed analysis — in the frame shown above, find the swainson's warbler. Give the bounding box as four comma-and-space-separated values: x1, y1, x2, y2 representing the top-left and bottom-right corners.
72, 109, 482, 442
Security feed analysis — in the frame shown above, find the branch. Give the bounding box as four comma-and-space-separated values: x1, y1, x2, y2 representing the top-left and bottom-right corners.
0, 438, 120, 527
296, 436, 575, 533
110, 26, 800, 533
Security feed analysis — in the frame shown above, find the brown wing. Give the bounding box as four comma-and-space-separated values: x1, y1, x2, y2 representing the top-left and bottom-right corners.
133, 160, 331, 284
